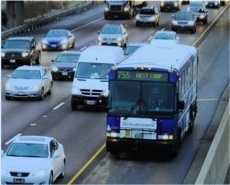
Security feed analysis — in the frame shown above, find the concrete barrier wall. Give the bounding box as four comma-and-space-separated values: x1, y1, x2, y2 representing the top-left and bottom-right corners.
195, 101, 229, 184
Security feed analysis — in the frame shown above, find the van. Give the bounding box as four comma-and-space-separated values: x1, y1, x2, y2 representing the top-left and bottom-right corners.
71, 45, 125, 110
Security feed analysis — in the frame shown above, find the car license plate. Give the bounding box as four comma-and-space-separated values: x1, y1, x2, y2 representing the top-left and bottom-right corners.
13, 178, 25, 183
51, 44, 56, 48
10, 59, 16, 63
62, 72, 68, 76
85, 100, 96, 105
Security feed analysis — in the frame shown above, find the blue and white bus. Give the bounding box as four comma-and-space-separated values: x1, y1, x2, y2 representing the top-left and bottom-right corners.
106, 43, 198, 156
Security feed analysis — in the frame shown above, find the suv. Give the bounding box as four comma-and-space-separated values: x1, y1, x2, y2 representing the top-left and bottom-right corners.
104, 0, 147, 19
1, 36, 41, 68
160, 0, 182, 12
171, 10, 197, 33
97, 23, 128, 48
187, 1, 208, 24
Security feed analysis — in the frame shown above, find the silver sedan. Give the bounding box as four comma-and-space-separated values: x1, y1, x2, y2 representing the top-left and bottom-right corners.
5, 65, 53, 100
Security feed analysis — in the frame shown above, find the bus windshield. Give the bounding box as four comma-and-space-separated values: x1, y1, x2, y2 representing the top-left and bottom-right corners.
109, 81, 175, 116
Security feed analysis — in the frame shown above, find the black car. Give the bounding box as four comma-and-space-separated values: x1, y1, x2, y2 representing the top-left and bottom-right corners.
51, 51, 81, 80
171, 10, 197, 33
1, 36, 41, 68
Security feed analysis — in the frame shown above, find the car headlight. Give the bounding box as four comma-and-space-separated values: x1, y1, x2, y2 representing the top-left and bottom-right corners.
32, 169, 47, 177
5, 82, 12, 91
102, 89, 109, 97
174, 2, 178, 6
199, 14, 205, 19
135, 15, 141, 21
42, 39, 48, 44
188, 21, 195, 25
1, 168, 8, 176
60, 39, 68, 45
52, 66, 59, 72
97, 35, 103, 43
71, 85, 81, 95
22, 52, 29, 57
161, 2, 164, 6
32, 84, 41, 91
104, 6, 109, 11
116, 36, 122, 42
172, 20, 177, 25
1, 52, 6, 57
124, 5, 130, 12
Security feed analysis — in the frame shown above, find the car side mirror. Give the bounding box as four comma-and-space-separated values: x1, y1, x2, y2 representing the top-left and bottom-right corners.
53, 151, 60, 158
7, 74, 11, 78
43, 75, 48, 79
177, 100, 185, 111
51, 59, 55, 63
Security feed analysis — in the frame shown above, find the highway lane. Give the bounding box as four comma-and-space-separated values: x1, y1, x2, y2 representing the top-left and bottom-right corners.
75, 7, 229, 184
1, 1, 229, 184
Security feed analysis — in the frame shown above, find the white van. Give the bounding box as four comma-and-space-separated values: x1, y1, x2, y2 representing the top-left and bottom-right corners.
71, 45, 125, 110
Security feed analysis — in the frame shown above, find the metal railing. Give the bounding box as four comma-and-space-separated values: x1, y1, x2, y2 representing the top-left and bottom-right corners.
1, 1, 95, 41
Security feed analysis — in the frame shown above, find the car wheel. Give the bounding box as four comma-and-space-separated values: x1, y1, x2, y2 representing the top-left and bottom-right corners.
38, 88, 44, 101
29, 58, 33, 66
135, 22, 139, 27
59, 161, 65, 178
48, 172, 53, 185
71, 101, 78, 110
5, 96, 11, 100
47, 82, 53, 95
191, 26, 196, 34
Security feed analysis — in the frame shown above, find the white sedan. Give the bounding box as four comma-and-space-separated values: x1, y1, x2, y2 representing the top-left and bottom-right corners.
1, 135, 66, 184
5, 65, 53, 100
150, 29, 179, 44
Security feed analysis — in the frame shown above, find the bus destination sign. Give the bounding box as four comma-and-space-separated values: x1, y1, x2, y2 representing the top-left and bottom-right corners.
117, 71, 168, 81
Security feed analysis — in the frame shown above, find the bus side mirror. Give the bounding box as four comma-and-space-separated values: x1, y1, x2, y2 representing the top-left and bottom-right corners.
177, 100, 185, 111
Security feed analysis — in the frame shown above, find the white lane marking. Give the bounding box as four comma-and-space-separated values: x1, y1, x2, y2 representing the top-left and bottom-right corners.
71, 17, 103, 32
30, 123, 37, 126
53, 102, 65, 110
5, 133, 22, 145
80, 46, 87, 51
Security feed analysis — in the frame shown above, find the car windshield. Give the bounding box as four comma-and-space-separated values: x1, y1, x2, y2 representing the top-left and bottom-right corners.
6, 143, 48, 158
139, 9, 155, 15
46, 30, 68, 37
190, 7, 204, 13
124, 46, 141, 55
11, 70, 41, 79
55, 54, 80, 63
4, 40, 30, 49
154, 33, 175, 40
101, 26, 121, 34
76, 62, 113, 79
174, 12, 193, 20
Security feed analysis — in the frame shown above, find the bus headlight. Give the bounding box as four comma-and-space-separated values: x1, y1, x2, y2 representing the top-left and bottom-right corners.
158, 134, 173, 140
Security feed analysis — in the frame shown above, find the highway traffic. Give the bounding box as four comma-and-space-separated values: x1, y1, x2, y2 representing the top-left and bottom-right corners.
1, 1, 229, 184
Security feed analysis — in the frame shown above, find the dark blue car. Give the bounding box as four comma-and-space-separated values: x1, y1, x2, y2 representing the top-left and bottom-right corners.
41, 29, 75, 51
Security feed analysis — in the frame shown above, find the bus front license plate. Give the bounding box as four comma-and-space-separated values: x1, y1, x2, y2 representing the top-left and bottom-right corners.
125, 130, 131, 138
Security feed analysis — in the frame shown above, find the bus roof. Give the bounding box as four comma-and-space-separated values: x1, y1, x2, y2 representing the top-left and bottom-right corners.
114, 43, 197, 71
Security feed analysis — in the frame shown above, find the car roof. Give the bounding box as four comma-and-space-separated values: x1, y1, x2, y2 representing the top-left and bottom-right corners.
11, 135, 54, 144
7, 36, 34, 41
15, 65, 44, 71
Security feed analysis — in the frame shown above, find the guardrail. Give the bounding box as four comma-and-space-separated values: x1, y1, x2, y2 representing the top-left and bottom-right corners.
1, 1, 95, 41
195, 100, 229, 184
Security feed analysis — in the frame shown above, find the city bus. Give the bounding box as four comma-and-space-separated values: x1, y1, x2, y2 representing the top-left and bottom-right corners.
106, 43, 198, 156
